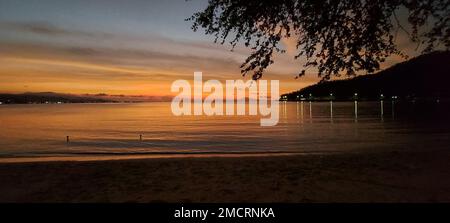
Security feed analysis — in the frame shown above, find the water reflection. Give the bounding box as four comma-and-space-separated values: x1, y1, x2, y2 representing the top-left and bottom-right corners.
0, 101, 449, 157
283, 101, 287, 120
309, 101, 312, 123
300, 101, 304, 124
392, 100, 395, 120
330, 101, 333, 123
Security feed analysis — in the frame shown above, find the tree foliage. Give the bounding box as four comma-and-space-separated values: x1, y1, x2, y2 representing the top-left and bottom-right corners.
187, 0, 449, 80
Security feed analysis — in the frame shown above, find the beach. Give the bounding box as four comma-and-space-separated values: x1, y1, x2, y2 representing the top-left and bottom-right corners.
1, 149, 450, 202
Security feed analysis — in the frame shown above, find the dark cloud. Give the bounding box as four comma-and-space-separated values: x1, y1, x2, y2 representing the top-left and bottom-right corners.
0, 21, 113, 38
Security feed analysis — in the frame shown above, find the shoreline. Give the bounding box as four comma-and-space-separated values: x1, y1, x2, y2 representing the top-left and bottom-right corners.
0, 151, 323, 163
1, 149, 450, 202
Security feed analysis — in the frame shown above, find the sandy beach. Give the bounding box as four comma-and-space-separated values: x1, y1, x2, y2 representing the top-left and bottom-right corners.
1, 149, 450, 203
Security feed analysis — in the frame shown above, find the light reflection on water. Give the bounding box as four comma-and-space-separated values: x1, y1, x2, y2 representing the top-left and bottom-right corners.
0, 102, 449, 157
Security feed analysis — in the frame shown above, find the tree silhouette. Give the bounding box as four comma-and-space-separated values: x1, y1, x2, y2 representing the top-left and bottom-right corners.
188, 0, 449, 80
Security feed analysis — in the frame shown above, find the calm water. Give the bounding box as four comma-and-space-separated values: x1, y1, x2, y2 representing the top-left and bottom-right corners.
0, 101, 449, 157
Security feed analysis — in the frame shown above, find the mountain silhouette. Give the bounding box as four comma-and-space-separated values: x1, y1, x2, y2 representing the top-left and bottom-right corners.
0, 92, 113, 104
281, 51, 450, 101
0, 92, 173, 104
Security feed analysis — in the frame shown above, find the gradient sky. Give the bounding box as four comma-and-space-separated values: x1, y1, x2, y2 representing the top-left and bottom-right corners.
0, 0, 420, 96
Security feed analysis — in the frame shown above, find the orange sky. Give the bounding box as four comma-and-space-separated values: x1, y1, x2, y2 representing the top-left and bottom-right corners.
0, 35, 416, 96
0, 1, 420, 96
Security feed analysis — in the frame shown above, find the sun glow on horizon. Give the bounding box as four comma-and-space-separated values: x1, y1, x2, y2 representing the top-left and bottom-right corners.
0, 1, 419, 96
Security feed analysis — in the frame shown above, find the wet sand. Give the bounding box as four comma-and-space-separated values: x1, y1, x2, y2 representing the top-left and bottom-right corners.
1, 149, 450, 202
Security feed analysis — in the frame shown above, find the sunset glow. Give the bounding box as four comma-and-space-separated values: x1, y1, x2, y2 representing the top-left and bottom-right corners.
0, 0, 418, 96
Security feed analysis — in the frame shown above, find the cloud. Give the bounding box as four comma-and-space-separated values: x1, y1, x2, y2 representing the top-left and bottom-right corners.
0, 21, 328, 94
0, 41, 244, 79
0, 21, 113, 39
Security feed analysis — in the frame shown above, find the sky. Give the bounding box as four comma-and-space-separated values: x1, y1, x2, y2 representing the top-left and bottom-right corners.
0, 0, 419, 96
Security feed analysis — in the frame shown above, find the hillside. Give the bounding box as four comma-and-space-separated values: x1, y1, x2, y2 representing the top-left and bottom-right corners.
0, 92, 173, 104
0, 92, 113, 104
281, 51, 450, 101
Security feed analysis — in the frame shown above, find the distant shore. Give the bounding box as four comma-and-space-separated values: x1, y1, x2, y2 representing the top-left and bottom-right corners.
1, 148, 450, 202
279, 98, 448, 102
